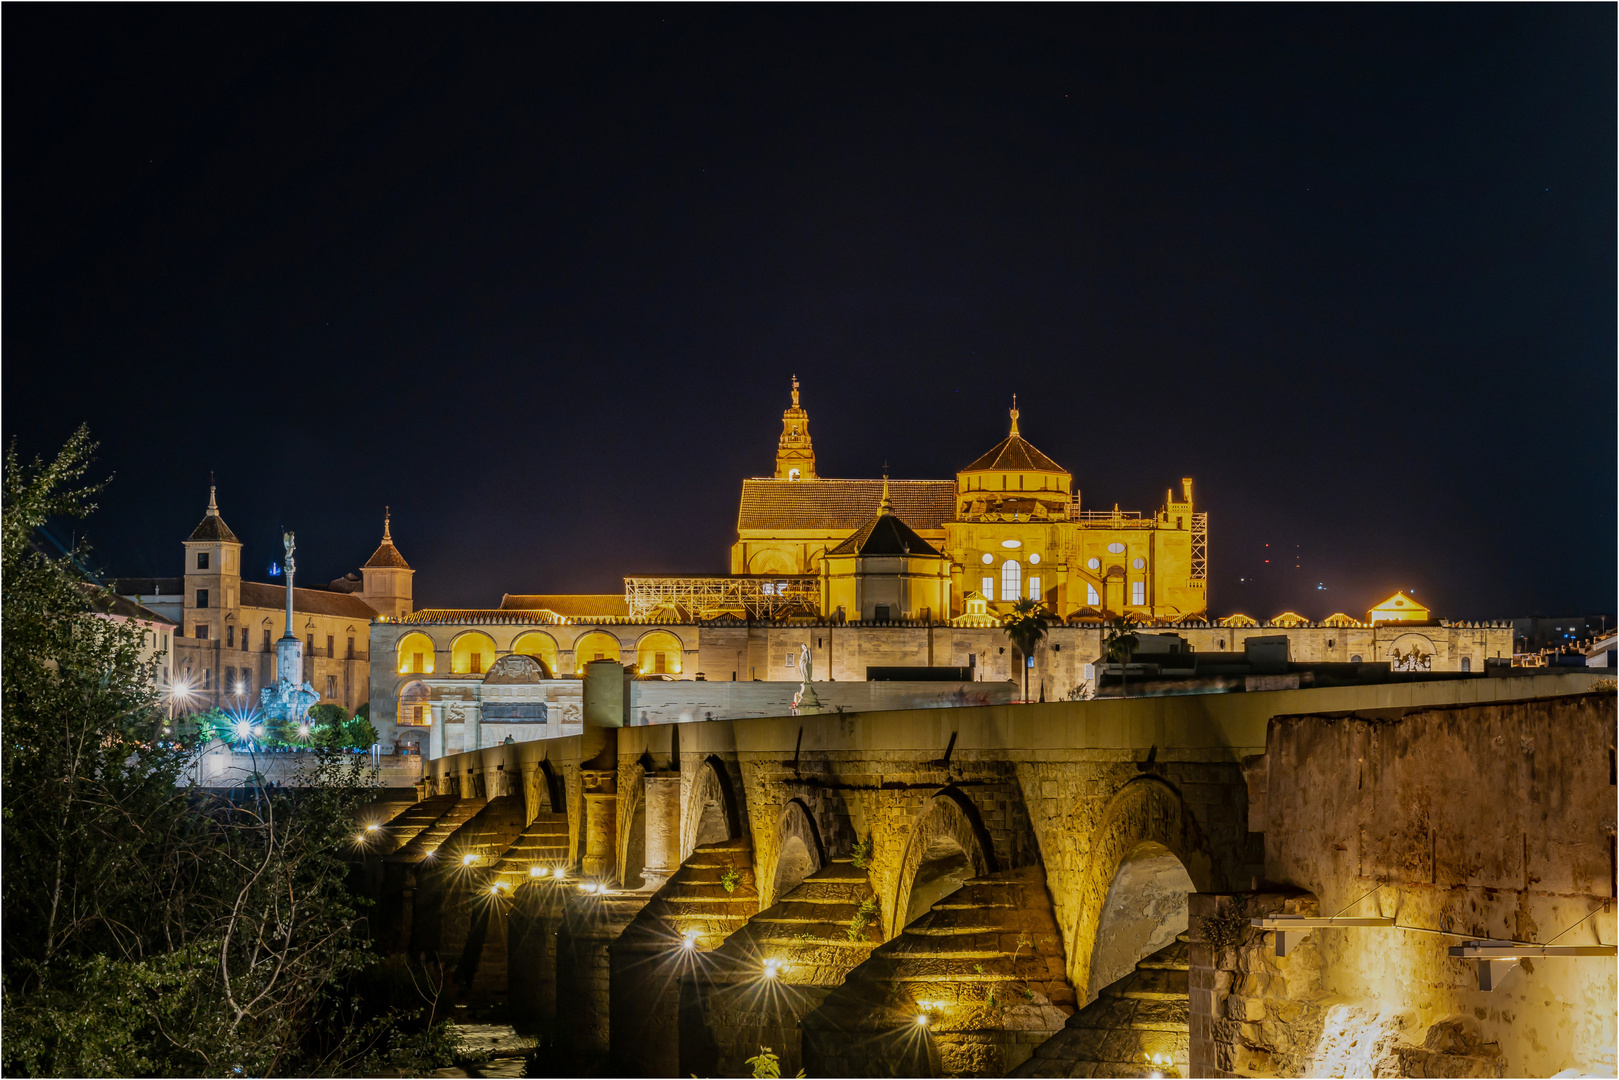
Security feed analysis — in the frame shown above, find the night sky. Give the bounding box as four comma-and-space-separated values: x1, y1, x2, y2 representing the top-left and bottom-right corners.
6, 6, 1614, 619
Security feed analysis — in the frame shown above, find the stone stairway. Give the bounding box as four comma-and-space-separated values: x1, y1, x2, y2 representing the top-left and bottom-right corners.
389, 798, 489, 863
690, 858, 884, 1077
802, 865, 1076, 1078
608, 838, 760, 1076
488, 812, 569, 890
1010, 934, 1190, 1078
370, 794, 459, 855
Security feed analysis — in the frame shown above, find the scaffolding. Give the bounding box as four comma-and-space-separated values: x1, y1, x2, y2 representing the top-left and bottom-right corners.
1190, 513, 1208, 581
624, 575, 818, 620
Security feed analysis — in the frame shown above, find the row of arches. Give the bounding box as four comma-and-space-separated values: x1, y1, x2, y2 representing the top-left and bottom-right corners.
394, 629, 686, 677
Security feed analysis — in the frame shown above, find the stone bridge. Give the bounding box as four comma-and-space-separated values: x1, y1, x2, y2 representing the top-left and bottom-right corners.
351, 668, 1614, 1077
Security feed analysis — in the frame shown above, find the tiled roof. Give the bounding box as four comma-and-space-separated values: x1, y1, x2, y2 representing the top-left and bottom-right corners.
187, 512, 239, 543
239, 581, 380, 620
961, 434, 1066, 474
827, 512, 945, 558
499, 594, 631, 617
737, 479, 955, 532
89, 588, 179, 626
363, 541, 411, 570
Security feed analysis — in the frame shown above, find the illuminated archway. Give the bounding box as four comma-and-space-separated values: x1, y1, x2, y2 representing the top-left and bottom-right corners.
1084, 840, 1195, 1002
682, 756, 740, 859
397, 680, 431, 726
510, 631, 558, 678
450, 630, 496, 675
572, 630, 620, 673
891, 788, 995, 937
396, 631, 436, 674
635, 630, 684, 676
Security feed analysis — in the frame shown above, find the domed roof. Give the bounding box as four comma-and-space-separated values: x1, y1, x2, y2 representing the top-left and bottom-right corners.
960, 400, 1066, 474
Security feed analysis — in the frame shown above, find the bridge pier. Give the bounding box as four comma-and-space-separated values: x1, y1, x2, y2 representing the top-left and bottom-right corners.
641, 771, 682, 890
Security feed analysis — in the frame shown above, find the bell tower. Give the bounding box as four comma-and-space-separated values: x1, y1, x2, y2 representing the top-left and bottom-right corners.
360, 507, 414, 620
773, 375, 817, 481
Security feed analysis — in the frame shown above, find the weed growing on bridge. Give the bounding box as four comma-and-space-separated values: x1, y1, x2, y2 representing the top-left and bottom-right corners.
849, 835, 873, 869
720, 868, 741, 894
1199, 907, 1249, 952
845, 898, 877, 941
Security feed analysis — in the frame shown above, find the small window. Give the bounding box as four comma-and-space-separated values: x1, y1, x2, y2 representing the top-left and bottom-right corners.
1086, 584, 1100, 606
326, 635, 334, 658
262, 629, 271, 650
226, 626, 235, 647
225, 666, 235, 689
195, 625, 209, 640
1326, 639, 1335, 649
241, 670, 252, 695
1350, 654, 1362, 663
874, 604, 892, 621
1132, 557, 1145, 570
786, 652, 796, 668
306, 634, 314, 654
1087, 557, 1100, 570
1107, 542, 1125, 554
981, 553, 993, 565
202, 669, 210, 689
655, 653, 667, 674
981, 576, 995, 601
1460, 657, 1471, 672
347, 636, 355, 659
196, 552, 209, 570
1130, 581, 1145, 605
326, 675, 336, 699
1028, 576, 1041, 601
196, 589, 209, 609
241, 633, 248, 652
470, 653, 483, 674
413, 652, 425, 673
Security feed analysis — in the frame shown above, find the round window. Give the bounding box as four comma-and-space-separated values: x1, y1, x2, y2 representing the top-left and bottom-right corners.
1107, 542, 1126, 554
1087, 557, 1100, 570
1132, 557, 1145, 570
1029, 553, 1040, 565
981, 553, 993, 564
1001, 539, 1022, 549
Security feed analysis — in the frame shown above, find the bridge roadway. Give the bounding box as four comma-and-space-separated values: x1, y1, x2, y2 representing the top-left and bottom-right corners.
351, 670, 1605, 1077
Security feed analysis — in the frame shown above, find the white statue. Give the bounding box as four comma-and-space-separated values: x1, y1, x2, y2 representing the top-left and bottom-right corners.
800, 641, 813, 683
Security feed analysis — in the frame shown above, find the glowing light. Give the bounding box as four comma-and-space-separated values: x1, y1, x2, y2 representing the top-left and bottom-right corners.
424, 847, 438, 858
489, 884, 504, 895
681, 930, 698, 950
529, 866, 548, 878
252, 724, 264, 736
763, 959, 780, 979
298, 724, 311, 737
915, 1013, 928, 1027
462, 853, 477, 866
365, 823, 380, 832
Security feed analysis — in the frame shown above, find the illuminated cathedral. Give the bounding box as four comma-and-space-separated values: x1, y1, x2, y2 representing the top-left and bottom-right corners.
727, 378, 1207, 623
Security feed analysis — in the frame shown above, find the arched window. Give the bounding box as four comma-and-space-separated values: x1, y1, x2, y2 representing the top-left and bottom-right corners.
510, 631, 559, 678
450, 631, 496, 675
398, 680, 431, 726
1001, 560, 1021, 601
396, 631, 436, 674
572, 631, 621, 674
636, 630, 684, 676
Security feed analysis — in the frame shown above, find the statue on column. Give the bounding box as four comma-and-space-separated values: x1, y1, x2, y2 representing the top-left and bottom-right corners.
258, 530, 319, 725
792, 641, 824, 714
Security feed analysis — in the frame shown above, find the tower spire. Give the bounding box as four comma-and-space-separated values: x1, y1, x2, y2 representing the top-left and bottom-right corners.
1009, 394, 1020, 436
383, 506, 392, 542
879, 465, 892, 515
774, 376, 816, 480
791, 374, 800, 409
207, 473, 218, 516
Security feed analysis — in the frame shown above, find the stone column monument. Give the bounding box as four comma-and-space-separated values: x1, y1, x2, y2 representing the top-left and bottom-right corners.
258, 530, 319, 725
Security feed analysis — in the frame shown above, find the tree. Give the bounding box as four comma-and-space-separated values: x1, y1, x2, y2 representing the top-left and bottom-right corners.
1102, 616, 1141, 698
2, 429, 449, 1076
1002, 598, 1054, 702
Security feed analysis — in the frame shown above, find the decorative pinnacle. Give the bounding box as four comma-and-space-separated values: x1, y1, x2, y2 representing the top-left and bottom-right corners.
1010, 394, 1020, 436
383, 506, 392, 542
879, 465, 892, 514
207, 476, 218, 516
791, 374, 800, 409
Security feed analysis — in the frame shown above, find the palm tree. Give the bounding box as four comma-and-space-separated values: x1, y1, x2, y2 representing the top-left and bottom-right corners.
1002, 598, 1053, 702
1102, 616, 1140, 697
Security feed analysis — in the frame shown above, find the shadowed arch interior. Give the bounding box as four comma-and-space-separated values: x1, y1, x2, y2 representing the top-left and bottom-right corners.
684, 756, 741, 857
770, 798, 826, 905
1064, 776, 1213, 997
1083, 840, 1196, 1003
890, 788, 996, 937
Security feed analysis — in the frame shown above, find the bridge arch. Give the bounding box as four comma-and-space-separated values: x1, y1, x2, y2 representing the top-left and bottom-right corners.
889, 787, 997, 938
682, 755, 741, 859
1065, 775, 1213, 996
768, 798, 825, 906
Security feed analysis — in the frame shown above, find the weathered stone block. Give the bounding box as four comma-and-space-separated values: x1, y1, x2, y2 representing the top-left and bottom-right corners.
1225, 995, 1264, 1022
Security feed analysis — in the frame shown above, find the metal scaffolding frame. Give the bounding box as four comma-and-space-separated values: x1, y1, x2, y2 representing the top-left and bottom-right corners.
624, 575, 818, 620
1190, 513, 1208, 580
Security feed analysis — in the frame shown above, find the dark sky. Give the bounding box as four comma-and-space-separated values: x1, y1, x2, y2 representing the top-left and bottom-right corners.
6, 6, 1614, 619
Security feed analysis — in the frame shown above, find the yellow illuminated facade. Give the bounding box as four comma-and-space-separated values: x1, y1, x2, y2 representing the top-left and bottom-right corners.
733, 383, 1209, 621
1367, 591, 1430, 624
